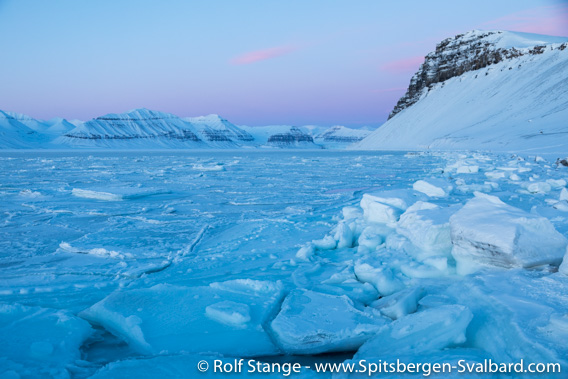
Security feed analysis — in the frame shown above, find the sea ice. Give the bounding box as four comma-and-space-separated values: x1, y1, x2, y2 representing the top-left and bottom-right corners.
80, 281, 283, 356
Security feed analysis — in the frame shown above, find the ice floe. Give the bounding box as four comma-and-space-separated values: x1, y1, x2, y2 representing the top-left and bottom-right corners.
270, 289, 387, 354
450, 192, 567, 274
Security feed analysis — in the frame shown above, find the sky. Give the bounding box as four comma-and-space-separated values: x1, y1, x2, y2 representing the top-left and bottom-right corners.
0, 0, 567, 127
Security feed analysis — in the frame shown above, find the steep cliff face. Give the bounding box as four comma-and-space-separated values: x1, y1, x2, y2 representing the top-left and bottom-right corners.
389, 30, 568, 119
354, 30, 568, 153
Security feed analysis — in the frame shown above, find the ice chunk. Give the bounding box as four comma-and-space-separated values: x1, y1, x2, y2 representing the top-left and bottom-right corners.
413, 179, 452, 197
485, 170, 506, 180
80, 282, 283, 356
312, 235, 336, 250
270, 289, 387, 354
71, 187, 169, 201
547, 179, 567, 189
342, 206, 363, 220
361, 196, 400, 224
192, 163, 225, 171
357, 225, 386, 253
72, 188, 122, 201
456, 165, 479, 174
560, 187, 568, 201
527, 182, 551, 194
295, 243, 315, 261
205, 301, 251, 327
208, 278, 282, 296
396, 202, 455, 259
560, 246, 568, 276
552, 200, 568, 212
0, 303, 93, 377
354, 262, 405, 296
371, 286, 425, 320
333, 221, 354, 248
450, 192, 568, 274
400, 258, 450, 279
355, 305, 473, 359
360, 190, 419, 224
58, 242, 125, 259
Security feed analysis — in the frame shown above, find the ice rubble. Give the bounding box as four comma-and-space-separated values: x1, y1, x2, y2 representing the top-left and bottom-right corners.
270, 289, 387, 354
277, 152, 568, 369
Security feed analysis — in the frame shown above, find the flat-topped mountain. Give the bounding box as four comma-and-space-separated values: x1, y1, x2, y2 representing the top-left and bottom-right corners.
355, 30, 568, 153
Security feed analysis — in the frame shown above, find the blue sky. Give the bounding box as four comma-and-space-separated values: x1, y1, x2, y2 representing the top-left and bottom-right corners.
0, 0, 567, 127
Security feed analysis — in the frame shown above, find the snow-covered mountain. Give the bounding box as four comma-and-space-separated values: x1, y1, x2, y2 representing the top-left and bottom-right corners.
355, 30, 568, 153
0, 111, 48, 148
57, 108, 208, 148
184, 114, 255, 147
0, 108, 371, 149
241, 125, 321, 148
314, 125, 371, 149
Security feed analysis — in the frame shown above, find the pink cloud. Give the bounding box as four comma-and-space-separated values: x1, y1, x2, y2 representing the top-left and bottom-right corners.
379, 56, 424, 74
230, 45, 298, 65
481, 4, 568, 36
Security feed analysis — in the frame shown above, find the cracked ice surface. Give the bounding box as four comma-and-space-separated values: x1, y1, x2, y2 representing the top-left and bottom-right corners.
1, 150, 568, 378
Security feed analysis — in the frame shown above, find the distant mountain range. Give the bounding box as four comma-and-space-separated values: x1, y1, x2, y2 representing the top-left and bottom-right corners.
0, 108, 372, 149
354, 30, 568, 153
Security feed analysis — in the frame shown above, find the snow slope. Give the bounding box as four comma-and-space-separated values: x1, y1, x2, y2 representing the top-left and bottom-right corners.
0, 111, 48, 148
354, 30, 568, 153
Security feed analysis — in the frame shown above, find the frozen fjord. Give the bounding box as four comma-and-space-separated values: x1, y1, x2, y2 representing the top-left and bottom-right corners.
1, 150, 568, 378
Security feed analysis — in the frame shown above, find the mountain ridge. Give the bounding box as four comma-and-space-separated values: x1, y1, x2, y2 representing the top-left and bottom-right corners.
0, 108, 371, 149
355, 30, 568, 153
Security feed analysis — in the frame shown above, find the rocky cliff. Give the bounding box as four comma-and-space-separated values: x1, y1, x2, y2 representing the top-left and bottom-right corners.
389, 30, 568, 119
